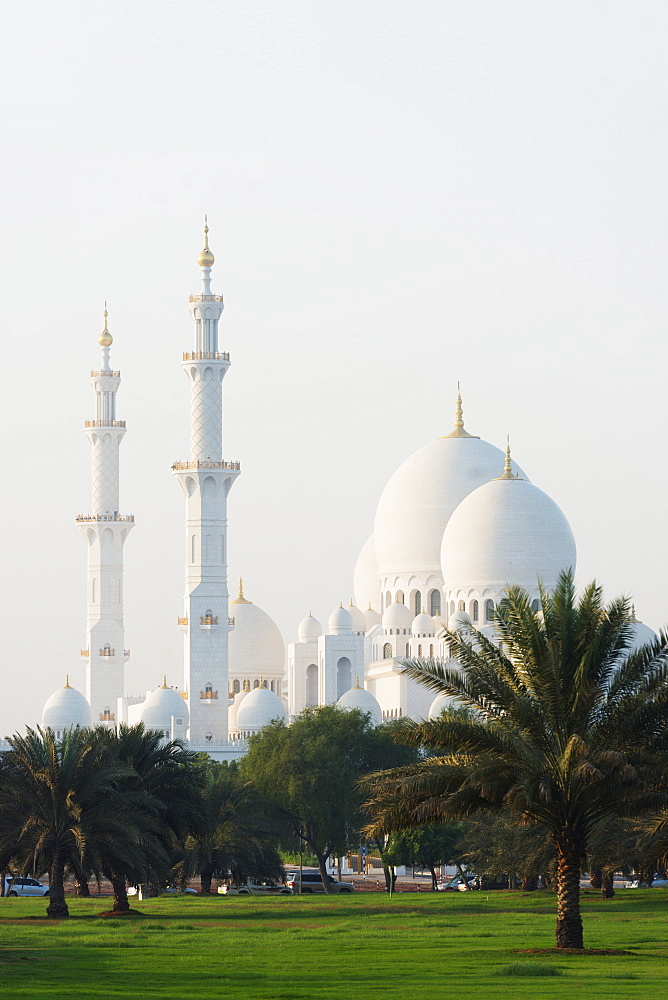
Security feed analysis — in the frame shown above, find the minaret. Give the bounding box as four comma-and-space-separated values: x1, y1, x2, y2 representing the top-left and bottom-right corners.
172, 221, 240, 744
77, 308, 134, 726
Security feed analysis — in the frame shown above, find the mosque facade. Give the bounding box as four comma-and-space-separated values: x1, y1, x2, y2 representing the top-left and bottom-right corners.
41, 228, 657, 755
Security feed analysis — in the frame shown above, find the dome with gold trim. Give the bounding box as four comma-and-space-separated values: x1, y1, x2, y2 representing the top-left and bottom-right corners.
229, 580, 285, 686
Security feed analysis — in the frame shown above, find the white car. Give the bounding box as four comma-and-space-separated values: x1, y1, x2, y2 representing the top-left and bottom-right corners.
3, 877, 49, 897
219, 878, 293, 896
625, 877, 668, 888
126, 886, 197, 896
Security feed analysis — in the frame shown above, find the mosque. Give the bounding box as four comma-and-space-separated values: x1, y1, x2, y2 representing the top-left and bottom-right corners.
40, 226, 657, 758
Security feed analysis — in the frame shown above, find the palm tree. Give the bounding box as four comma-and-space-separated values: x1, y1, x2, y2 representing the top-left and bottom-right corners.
181, 764, 283, 893
0, 727, 134, 917
363, 572, 668, 949
94, 724, 204, 911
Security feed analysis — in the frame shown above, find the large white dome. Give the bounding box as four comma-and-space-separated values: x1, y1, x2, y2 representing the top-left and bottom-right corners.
373, 402, 526, 580
229, 582, 285, 679
626, 619, 659, 654
440, 475, 576, 593
337, 682, 382, 726
236, 686, 286, 733
353, 534, 380, 612
140, 682, 189, 732
42, 679, 92, 732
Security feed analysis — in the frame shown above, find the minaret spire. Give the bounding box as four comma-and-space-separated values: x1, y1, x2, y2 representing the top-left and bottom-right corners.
77, 307, 134, 727
172, 220, 240, 744
496, 436, 521, 480
441, 383, 479, 439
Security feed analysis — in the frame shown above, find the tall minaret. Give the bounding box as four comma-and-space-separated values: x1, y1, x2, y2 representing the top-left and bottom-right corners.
172, 221, 240, 744
77, 308, 134, 726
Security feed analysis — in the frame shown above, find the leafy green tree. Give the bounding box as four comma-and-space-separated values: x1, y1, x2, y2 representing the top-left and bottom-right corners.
458, 813, 554, 890
241, 706, 415, 892
0, 727, 135, 917
384, 823, 464, 889
181, 761, 284, 892
363, 572, 668, 949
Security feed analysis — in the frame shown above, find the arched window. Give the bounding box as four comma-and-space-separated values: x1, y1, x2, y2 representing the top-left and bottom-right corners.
383, 643, 392, 659
449, 599, 455, 616
306, 663, 318, 706
429, 644, 434, 657
430, 591, 442, 617
336, 657, 352, 699
414, 591, 422, 616
458, 600, 465, 612
262, 679, 268, 689
232, 679, 240, 694
485, 599, 495, 622
531, 599, 540, 613
405, 643, 410, 656
205, 683, 213, 694
270, 680, 275, 692
385, 590, 392, 609
471, 600, 479, 622
396, 591, 404, 604
418, 644, 422, 657
253, 679, 260, 689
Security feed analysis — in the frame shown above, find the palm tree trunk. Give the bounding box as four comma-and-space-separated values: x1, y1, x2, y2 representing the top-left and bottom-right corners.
589, 869, 602, 889
601, 872, 615, 899
315, 850, 332, 893
555, 840, 583, 949
46, 854, 69, 918
200, 870, 213, 894
77, 877, 90, 897
111, 875, 130, 913
521, 874, 538, 891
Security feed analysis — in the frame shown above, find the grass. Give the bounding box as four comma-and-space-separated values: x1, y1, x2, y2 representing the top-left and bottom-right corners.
0, 889, 666, 998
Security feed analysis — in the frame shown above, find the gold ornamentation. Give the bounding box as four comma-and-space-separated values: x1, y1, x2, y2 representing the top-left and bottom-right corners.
98, 303, 113, 348
197, 216, 215, 268
230, 578, 252, 605
440, 383, 479, 439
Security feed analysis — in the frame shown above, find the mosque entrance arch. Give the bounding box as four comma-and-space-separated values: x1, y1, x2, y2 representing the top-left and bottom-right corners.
336, 657, 352, 699
305, 663, 318, 707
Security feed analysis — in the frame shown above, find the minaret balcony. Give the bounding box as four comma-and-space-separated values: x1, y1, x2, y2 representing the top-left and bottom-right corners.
80, 649, 89, 657
178, 616, 189, 628
84, 420, 126, 427
96, 647, 130, 657
172, 460, 240, 471
199, 689, 219, 700
90, 369, 120, 377
182, 351, 229, 361
188, 294, 224, 303
76, 514, 135, 523
200, 615, 218, 628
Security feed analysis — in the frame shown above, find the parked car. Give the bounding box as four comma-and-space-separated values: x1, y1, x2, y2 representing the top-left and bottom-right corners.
285, 871, 355, 894
219, 878, 293, 896
625, 877, 668, 888
436, 875, 475, 892
3, 876, 49, 897
126, 885, 197, 896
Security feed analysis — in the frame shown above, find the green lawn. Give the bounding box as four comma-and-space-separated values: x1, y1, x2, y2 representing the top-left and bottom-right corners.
0, 890, 666, 999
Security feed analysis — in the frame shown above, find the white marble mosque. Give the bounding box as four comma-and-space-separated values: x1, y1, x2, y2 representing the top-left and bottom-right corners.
40, 225, 658, 759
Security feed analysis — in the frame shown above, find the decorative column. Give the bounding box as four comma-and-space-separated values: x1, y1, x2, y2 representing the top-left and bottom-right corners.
77, 309, 134, 726
172, 222, 240, 744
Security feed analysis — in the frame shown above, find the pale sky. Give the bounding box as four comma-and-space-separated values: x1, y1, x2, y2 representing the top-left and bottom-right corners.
1, 1, 667, 737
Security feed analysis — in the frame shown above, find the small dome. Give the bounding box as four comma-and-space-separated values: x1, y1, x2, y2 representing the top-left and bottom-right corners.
236, 686, 286, 733
353, 534, 380, 612
364, 604, 382, 629
447, 609, 471, 632
229, 583, 285, 679
328, 605, 353, 635
441, 476, 576, 594
337, 681, 382, 726
428, 692, 454, 720
228, 683, 250, 733
627, 619, 659, 654
140, 680, 189, 732
298, 613, 323, 641
382, 601, 413, 632
347, 601, 367, 634
42, 679, 92, 731
412, 612, 436, 636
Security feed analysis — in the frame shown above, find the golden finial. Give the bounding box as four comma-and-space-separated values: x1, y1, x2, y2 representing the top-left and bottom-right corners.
630, 603, 638, 622
354, 675, 361, 689
243, 677, 250, 692
161, 674, 168, 688
63, 674, 71, 689
497, 437, 519, 480
230, 576, 252, 604
98, 302, 113, 348
197, 215, 215, 268
441, 383, 479, 439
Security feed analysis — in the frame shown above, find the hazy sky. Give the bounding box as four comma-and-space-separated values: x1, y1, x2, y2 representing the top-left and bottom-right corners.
1, 1, 667, 737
